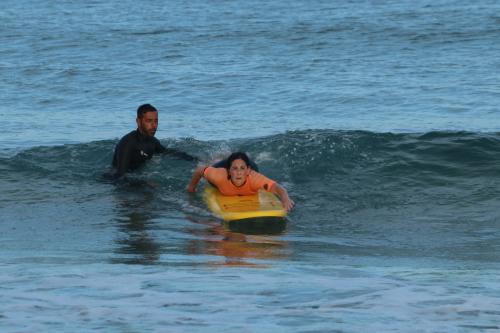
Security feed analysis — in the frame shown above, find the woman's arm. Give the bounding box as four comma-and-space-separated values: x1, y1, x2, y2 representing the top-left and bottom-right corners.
187, 165, 207, 193
270, 183, 295, 211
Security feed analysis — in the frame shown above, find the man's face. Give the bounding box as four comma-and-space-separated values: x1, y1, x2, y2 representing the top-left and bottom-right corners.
136, 111, 158, 137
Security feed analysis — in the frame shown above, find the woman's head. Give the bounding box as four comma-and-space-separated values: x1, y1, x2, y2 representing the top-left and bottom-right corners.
227, 152, 251, 168
226, 152, 252, 186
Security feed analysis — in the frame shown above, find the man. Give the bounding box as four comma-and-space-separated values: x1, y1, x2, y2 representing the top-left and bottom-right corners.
112, 104, 196, 178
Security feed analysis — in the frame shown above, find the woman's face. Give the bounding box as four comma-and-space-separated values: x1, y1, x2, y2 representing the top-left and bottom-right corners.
229, 158, 250, 187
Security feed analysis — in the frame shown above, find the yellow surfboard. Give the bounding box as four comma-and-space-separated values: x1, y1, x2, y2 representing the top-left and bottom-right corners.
203, 185, 287, 221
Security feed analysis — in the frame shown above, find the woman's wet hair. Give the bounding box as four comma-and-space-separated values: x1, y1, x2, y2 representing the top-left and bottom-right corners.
212, 153, 259, 172
227, 152, 251, 169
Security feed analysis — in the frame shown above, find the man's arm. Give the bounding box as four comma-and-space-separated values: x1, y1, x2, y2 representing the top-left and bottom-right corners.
155, 140, 198, 161
270, 183, 295, 211
113, 140, 133, 178
164, 148, 198, 161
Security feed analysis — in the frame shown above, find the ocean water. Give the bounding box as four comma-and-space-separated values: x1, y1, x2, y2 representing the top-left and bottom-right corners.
1, 0, 500, 332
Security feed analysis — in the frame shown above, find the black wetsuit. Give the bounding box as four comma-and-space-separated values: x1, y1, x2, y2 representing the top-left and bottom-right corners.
112, 130, 196, 178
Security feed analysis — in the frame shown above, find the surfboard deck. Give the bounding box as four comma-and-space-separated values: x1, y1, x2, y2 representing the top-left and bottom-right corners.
203, 185, 287, 221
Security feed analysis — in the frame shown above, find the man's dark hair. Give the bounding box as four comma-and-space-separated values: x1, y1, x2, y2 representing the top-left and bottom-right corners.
137, 104, 158, 118
226, 152, 252, 170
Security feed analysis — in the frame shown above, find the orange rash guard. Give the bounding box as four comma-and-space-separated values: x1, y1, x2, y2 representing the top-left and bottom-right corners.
203, 167, 275, 196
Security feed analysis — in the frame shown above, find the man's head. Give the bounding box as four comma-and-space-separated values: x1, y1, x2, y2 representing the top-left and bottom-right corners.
136, 104, 158, 137
226, 152, 252, 187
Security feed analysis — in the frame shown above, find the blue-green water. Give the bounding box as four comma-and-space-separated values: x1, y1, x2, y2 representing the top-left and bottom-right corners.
1, 1, 500, 332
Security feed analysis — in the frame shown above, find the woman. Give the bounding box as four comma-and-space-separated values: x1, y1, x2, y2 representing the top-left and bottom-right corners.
187, 152, 294, 211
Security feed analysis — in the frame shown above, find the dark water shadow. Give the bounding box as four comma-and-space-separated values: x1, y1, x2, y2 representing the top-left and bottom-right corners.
110, 182, 162, 265
223, 217, 287, 235
183, 214, 290, 267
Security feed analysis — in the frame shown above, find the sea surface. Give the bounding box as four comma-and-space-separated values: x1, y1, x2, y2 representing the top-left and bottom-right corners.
1, 0, 500, 332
